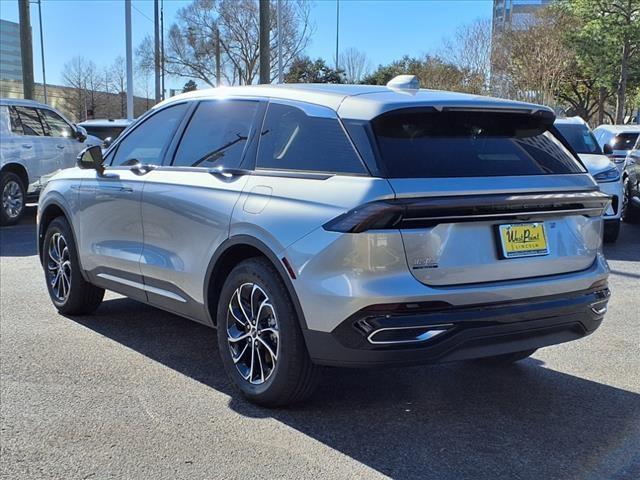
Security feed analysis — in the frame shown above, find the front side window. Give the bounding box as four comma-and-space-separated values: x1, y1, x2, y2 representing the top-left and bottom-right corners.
39, 109, 74, 138
256, 102, 366, 174
555, 123, 601, 155
13, 106, 44, 136
110, 103, 188, 166
172, 100, 259, 168
372, 110, 585, 178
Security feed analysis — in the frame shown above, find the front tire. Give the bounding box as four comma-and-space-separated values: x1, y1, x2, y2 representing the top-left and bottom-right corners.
621, 178, 640, 224
603, 219, 620, 243
216, 257, 320, 407
43, 217, 105, 315
1, 172, 26, 226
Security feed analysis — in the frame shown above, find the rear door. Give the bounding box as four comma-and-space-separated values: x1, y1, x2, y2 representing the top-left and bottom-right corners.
139, 99, 263, 320
77, 102, 189, 301
369, 108, 607, 286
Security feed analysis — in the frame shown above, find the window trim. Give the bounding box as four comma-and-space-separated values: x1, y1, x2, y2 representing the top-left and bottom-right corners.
106, 101, 192, 167
167, 98, 265, 169
253, 99, 370, 177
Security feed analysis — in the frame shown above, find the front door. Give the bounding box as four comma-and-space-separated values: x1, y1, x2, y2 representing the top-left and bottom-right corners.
76, 102, 190, 301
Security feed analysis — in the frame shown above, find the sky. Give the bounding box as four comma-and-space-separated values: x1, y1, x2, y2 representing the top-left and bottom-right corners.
0, 0, 492, 92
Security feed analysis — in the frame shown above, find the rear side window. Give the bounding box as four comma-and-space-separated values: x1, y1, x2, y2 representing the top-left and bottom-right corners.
612, 133, 639, 151
13, 106, 44, 136
257, 102, 366, 174
111, 103, 188, 166
372, 110, 585, 178
7, 107, 22, 134
554, 123, 602, 155
173, 100, 259, 168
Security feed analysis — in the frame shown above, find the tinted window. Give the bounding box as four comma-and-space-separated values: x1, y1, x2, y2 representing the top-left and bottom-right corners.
555, 123, 601, 154
173, 100, 259, 168
111, 103, 188, 166
611, 133, 639, 151
257, 103, 365, 174
8, 107, 22, 134
40, 109, 73, 138
13, 106, 44, 136
83, 126, 127, 141
372, 110, 584, 178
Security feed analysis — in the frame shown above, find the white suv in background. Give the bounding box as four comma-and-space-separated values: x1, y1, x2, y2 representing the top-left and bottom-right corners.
555, 117, 624, 242
0, 99, 89, 225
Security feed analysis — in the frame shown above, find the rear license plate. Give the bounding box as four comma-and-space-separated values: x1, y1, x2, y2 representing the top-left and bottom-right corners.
497, 222, 549, 259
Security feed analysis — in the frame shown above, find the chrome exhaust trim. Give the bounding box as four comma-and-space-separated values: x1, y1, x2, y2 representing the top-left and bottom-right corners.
367, 324, 452, 345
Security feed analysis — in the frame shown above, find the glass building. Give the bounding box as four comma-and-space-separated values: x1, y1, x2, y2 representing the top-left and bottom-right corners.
0, 19, 23, 81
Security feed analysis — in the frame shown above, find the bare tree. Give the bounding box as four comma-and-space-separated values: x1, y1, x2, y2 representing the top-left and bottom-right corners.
61, 56, 95, 121
339, 47, 371, 83
108, 56, 127, 118
442, 18, 492, 94
139, 0, 312, 87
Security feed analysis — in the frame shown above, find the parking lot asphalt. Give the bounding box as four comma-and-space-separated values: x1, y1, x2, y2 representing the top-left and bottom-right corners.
1, 207, 639, 480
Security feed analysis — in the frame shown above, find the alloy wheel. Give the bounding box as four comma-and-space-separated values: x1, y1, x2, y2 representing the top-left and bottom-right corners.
47, 232, 72, 302
226, 282, 279, 385
2, 180, 23, 219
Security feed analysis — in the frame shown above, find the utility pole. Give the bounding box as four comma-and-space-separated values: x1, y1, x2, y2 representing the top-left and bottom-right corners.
125, 0, 134, 120
154, 0, 161, 103
277, 0, 283, 83
18, 0, 34, 100
335, 0, 340, 71
160, 0, 165, 100
215, 27, 221, 87
259, 0, 270, 84
36, 0, 47, 103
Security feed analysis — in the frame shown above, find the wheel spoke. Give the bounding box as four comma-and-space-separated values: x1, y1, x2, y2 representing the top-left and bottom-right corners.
228, 331, 251, 343
248, 342, 255, 383
228, 303, 247, 326
232, 343, 249, 364
257, 336, 278, 363
256, 344, 265, 383
236, 286, 251, 325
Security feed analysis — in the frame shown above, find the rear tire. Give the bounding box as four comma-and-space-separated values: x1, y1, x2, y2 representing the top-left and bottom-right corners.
603, 219, 620, 243
43, 217, 105, 315
1, 172, 26, 226
216, 257, 320, 407
472, 349, 537, 366
621, 179, 640, 224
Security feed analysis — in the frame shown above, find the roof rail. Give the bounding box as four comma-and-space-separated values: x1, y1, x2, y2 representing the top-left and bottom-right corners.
386, 75, 420, 90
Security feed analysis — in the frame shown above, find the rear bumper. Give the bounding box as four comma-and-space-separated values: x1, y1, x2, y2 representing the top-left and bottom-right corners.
304, 287, 610, 367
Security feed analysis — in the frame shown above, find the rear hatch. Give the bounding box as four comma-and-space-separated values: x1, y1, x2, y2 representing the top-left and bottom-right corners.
369, 108, 609, 286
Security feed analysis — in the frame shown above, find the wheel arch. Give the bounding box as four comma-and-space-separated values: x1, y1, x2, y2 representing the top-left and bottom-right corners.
38, 200, 83, 276
1, 163, 29, 189
204, 235, 308, 330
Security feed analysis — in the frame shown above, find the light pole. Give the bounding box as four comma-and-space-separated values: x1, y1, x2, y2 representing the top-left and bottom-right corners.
335, 0, 340, 71
277, 0, 283, 83
35, 0, 47, 103
125, 0, 134, 120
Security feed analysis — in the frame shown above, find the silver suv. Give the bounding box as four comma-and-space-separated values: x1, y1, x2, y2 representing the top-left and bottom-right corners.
1, 98, 89, 225
38, 80, 611, 406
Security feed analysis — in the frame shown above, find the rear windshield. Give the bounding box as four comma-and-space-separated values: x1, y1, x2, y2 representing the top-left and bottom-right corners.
612, 132, 639, 151
371, 110, 585, 178
84, 125, 127, 141
555, 123, 602, 155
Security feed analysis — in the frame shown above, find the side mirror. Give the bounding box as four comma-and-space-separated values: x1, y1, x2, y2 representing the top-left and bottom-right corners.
75, 125, 88, 143
102, 136, 113, 149
77, 145, 105, 175
603, 143, 613, 155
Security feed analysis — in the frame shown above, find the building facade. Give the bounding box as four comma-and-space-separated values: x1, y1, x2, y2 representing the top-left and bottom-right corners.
0, 19, 23, 81
492, 0, 552, 34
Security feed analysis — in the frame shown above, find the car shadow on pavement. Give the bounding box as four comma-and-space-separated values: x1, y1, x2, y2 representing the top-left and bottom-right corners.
70, 297, 640, 480
0, 206, 38, 257
603, 223, 640, 262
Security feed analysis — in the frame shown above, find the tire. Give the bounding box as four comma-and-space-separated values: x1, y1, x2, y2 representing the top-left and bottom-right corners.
43, 216, 105, 315
472, 349, 537, 366
1, 172, 26, 226
603, 219, 620, 243
216, 257, 320, 407
621, 178, 640, 224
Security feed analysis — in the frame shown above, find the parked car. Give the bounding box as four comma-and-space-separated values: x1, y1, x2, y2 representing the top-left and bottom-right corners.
622, 134, 640, 223
77, 118, 132, 149
0, 98, 89, 225
554, 117, 623, 242
37, 79, 611, 406
593, 124, 640, 173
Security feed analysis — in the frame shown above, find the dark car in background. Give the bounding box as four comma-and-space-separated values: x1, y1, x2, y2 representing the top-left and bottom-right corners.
77, 119, 132, 149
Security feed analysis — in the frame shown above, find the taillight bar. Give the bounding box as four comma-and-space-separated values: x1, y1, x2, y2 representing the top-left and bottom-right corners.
323, 190, 611, 233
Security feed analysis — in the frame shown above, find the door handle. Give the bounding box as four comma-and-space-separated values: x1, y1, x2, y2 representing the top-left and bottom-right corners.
56, 145, 65, 149
22, 144, 33, 149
